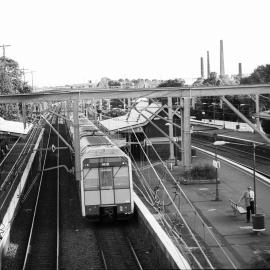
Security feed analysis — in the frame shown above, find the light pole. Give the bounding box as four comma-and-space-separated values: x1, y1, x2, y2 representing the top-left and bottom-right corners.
30, 70, 36, 91
165, 122, 176, 165
213, 140, 224, 201
202, 102, 207, 122
252, 142, 257, 214
237, 103, 248, 128
212, 140, 268, 231
0, 44, 11, 94
213, 140, 265, 211
222, 103, 225, 128
209, 103, 217, 124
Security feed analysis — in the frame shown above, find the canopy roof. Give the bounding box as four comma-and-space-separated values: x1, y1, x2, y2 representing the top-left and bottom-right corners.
0, 117, 32, 136
100, 102, 163, 132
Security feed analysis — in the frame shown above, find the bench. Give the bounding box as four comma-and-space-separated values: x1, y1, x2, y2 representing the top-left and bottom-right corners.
229, 199, 247, 216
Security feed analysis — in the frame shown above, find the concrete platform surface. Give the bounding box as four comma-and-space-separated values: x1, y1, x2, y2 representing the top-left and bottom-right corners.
168, 150, 270, 269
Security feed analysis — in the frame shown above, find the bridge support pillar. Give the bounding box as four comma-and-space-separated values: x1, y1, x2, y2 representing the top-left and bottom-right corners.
168, 97, 175, 162
181, 97, 192, 173
255, 95, 262, 130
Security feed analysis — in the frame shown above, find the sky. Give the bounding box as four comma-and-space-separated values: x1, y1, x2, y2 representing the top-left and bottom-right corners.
1, 0, 270, 87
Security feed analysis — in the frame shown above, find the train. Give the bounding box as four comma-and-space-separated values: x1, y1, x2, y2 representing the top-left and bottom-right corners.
68, 113, 134, 221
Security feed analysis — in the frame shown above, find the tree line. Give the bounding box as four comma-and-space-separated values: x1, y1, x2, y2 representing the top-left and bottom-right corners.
0, 57, 32, 95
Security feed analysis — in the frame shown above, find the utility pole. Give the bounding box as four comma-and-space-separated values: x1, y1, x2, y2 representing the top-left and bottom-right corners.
30, 70, 35, 91
0, 44, 11, 94
21, 68, 28, 92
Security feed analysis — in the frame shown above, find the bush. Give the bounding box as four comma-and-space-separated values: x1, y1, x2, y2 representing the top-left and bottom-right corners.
187, 164, 216, 180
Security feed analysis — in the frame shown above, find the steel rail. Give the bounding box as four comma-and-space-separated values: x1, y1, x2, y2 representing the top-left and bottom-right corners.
0, 127, 41, 218
0, 126, 42, 224
0, 126, 38, 191
0, 137, 20, 167
99, 247, 108, 270
22, 117, 53, 270
130, 126, 211, 269
192, 138, 270, 178
56, 113, 60, 270
126, 237, 143, 270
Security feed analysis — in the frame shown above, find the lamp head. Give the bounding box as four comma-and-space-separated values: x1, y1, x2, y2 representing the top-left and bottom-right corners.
213, 141, 227, 146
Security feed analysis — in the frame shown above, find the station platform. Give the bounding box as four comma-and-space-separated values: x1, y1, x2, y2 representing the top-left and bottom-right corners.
168, 125, 270, 268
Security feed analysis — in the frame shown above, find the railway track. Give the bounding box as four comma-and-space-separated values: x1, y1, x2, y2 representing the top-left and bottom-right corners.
0, 127, 38, 187
0, 124, 43, 221
22, 115, 60, 270
192, 136, 270, 178
2, 108, 163, 269
94, 222, 143, 270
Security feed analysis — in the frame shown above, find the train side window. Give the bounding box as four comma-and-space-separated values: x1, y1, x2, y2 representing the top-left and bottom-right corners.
83, 168, 99, 190
113, 167, 129, 188
100, 167, 113, 189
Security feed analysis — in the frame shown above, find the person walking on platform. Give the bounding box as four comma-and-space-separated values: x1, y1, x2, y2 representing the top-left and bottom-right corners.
238, 186, 255, 223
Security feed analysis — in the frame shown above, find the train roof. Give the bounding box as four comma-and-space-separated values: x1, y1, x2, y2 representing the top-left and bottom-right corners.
80, 135, 126, 158
81, 135, 111, 147
69, 114, 128, 158
79, 125, 102, 136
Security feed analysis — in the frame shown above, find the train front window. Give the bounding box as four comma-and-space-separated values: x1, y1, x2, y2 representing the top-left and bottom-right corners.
100, 167, 113, 189
83, 168, 99, 190
113, 166, 129, 188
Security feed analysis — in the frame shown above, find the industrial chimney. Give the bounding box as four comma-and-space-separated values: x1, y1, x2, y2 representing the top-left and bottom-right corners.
200, 57, 204, 78
220, 40, 225, 78
207, 51, 210, 78
238, 63, 242, 78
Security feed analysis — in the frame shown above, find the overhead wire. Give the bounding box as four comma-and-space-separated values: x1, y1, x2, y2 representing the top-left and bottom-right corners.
128, 125, 212, 270
110, 101, 237, 269
138, 118, 238, 270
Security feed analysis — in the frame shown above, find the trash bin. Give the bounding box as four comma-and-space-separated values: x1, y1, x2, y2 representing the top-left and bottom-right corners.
252, 213, 266, 232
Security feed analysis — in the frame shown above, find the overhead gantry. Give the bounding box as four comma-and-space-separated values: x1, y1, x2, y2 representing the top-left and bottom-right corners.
1, 84, 270, 177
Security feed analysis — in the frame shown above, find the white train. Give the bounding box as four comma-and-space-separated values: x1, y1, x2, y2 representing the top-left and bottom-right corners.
69, 113, 134, 221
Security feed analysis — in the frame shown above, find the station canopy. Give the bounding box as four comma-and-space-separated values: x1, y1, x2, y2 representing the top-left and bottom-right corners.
0, 117, 33, 136
100, 101, 163, 133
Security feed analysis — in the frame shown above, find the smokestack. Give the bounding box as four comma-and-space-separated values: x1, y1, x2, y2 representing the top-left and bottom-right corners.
200, 57, 204, 78
238, 63, 242, 78
220, 40, 225, 77
207, 51, 210, 78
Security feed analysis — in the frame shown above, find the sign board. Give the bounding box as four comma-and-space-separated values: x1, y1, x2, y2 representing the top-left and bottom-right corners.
213, 160, 221, 168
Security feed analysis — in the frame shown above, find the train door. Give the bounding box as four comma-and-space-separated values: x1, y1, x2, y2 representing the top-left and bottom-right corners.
99, 167, 114, 205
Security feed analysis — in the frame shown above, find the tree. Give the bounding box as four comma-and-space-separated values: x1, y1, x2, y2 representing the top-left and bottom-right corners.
0, 57, 32, 94
131, 79, 139, 84
108, 80, 121, 87
158, 78, 185, 87
241, 64, 270, 84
